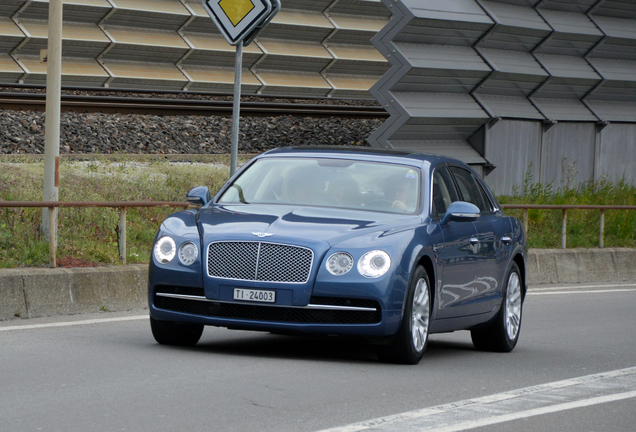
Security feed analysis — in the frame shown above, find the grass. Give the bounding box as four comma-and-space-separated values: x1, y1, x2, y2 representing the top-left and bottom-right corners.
0, 157, 240, 268
1, 157, 635, 268
498, 172, 636, 249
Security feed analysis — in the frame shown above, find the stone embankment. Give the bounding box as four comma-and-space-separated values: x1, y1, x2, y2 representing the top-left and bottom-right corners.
0, 108, 382, 155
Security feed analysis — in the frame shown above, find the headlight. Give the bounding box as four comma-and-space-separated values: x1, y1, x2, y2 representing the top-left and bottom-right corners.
154, 236, 176, 264
326, 252, 354, 276
178, 241, 199, 266
358, 250, 391, 278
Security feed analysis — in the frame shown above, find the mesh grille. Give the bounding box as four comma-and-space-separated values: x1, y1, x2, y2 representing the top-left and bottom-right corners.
207, 242, 259, 280
207, 241, 313, 283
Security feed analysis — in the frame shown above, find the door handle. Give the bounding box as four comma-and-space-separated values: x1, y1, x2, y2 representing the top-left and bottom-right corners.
501, 236, 512, 245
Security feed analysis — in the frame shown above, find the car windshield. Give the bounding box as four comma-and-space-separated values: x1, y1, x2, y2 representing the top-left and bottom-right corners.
217, 157, 421, 214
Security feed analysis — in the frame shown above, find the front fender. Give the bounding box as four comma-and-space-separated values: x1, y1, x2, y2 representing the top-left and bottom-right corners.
148, 210, 204, 304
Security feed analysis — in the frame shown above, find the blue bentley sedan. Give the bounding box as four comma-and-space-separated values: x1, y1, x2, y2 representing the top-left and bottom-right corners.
148, 146, 526, 364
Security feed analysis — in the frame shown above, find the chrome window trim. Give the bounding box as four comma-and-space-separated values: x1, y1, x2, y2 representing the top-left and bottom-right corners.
205, 240, 314, 284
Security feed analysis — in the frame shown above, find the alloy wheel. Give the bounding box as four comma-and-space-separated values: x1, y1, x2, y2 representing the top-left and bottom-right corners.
505, 272, 522, 340
411, 278, 430, 352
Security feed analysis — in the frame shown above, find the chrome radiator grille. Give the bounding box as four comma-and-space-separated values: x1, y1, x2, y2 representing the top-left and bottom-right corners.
207, 241, 313, 283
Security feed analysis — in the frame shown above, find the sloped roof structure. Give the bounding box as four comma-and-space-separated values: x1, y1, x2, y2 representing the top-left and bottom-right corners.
0, 0, 390, 97
368, 0, 636, 165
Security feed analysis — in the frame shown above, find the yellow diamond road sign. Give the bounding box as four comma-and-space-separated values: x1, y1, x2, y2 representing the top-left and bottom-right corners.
220, 0, 254, 26
203, 0, 272, 45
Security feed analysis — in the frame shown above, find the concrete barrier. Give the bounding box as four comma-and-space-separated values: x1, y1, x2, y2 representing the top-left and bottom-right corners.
1, 249, 635, 321
1, 265, 148, 321
526, 248, 636, 285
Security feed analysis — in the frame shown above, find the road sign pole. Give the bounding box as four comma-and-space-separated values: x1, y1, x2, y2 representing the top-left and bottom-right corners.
230, 42, 243, 176
201, 0, 279, 176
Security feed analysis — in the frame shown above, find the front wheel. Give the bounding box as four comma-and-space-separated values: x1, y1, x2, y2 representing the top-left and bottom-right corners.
376, 266, 431, 364
150, 316, 204, 346
471, 262, 523, 352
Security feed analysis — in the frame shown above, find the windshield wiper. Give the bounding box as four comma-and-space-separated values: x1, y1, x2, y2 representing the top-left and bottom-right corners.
231, 184, 248, 204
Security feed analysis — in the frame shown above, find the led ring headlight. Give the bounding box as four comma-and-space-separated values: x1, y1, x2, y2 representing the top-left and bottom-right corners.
154, 236, 176, 264
358, 250, 391, 278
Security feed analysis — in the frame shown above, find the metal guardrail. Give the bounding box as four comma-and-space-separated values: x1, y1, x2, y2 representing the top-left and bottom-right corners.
1, 202, 634, 268
501, 204, 636, 249
0, 201, 189, 268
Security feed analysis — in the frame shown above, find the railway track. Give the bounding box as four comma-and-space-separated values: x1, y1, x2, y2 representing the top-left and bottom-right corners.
0, 92, 388, 118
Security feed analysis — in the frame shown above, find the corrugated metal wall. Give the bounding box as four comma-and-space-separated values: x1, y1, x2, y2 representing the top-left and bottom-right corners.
0, 0, 389, 97
369, 0, 636, 194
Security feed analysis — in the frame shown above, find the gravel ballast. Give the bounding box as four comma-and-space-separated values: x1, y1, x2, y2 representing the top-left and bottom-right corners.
0, 109, 383, 155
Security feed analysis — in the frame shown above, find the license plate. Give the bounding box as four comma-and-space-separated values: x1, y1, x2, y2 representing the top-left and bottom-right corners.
233, 288, 276, 303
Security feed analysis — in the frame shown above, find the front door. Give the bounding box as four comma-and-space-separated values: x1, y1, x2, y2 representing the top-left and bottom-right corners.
431, 166, 480, 318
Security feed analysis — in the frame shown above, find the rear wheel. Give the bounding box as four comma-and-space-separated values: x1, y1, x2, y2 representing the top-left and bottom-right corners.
376, 265, 431, 364
150, 316, 204, 346
471, 262, 523, 352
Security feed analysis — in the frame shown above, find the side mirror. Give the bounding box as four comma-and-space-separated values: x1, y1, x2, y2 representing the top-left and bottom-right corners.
186, 186, 211, 207
441, 201, 480, 224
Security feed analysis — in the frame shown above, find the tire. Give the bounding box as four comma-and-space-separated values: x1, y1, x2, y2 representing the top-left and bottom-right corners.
376, 265, 431, 365
150, 316, 204, 347
471, 262, 523, 352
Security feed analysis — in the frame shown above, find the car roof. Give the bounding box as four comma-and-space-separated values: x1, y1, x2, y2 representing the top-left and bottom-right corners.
260, 146, 464, 167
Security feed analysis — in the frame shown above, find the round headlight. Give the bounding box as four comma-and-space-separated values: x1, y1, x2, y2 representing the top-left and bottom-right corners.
178, 241, 199, 266
154, 236, 176, 264
358, 250, 391, 278
326, 252, 354, 276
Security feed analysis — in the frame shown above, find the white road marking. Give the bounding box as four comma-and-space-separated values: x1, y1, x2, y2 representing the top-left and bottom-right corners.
530, 283, 636, 291
528, 288, 636, 296
314, 367, 636, 432
0, 315, 148, 332
527, 283, 636, 296
421, 391, 636, 432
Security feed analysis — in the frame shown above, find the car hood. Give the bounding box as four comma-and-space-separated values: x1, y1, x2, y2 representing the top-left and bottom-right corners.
198, 204, 420, 248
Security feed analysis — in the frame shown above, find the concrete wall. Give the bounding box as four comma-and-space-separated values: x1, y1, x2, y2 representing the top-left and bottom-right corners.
0, 265, 148, 320
2, 249, 635, 321
526, 248, 636, 285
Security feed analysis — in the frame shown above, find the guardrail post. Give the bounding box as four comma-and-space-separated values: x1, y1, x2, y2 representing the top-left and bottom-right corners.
523, 209, 529, 236
599, 209, 605, 248
561, 209, 567, 249
119, 207, 127, 265
49, 206, 56, 268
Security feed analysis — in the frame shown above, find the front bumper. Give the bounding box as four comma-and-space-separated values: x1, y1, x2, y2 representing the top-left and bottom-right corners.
148, 284, 402, 337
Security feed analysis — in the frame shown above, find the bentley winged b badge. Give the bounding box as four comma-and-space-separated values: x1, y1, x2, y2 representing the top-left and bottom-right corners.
252, 232, 274, 238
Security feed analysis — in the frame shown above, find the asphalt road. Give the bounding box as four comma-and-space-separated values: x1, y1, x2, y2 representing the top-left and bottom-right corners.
1, 282, 635, 432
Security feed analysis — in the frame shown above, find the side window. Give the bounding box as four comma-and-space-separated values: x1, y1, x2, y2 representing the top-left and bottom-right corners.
448, 167, 491, 213
431, 167, 459, 219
